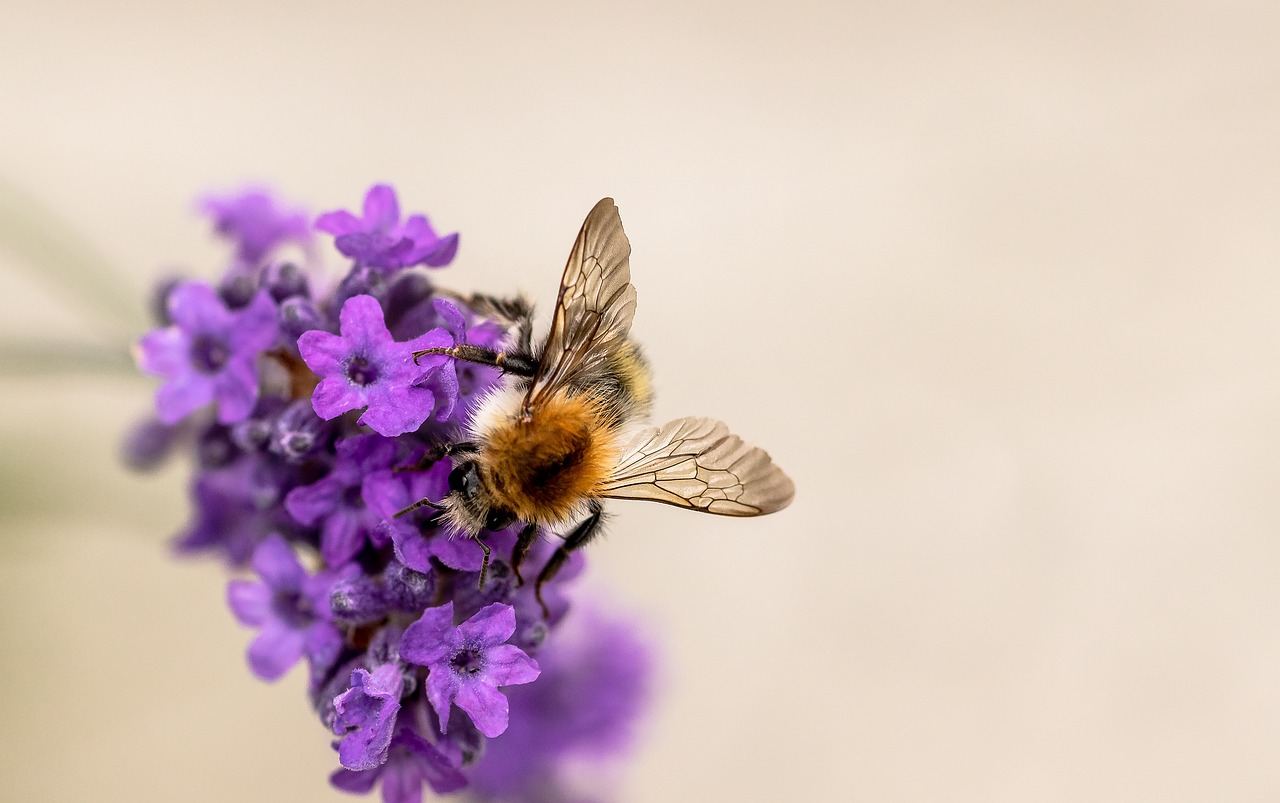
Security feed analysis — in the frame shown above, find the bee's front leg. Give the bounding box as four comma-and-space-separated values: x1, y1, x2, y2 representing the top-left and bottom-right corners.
393, 440, 478, 475
413, 344, 537, 377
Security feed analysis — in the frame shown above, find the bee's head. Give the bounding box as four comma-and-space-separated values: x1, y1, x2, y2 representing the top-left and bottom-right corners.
440, 459, 516, 535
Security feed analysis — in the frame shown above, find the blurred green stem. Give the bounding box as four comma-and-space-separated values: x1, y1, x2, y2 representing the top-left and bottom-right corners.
0, 341, 136, 377
0, 177, 145, 340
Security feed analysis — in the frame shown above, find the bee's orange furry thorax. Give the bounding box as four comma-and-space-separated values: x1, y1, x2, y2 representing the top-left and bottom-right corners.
478, 392, 618, 524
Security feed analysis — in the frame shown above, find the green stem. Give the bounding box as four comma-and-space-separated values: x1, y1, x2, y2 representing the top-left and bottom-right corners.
0, 341, 137, 377
0, 177, 145, 338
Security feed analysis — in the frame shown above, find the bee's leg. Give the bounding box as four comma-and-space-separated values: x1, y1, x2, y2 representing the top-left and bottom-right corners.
413, 344, 537, 378
476, 537, 492, 590
393, 497, 441, 519
511, 522, 539, 586
394, 440, 477, 474
534, 500, 604, 617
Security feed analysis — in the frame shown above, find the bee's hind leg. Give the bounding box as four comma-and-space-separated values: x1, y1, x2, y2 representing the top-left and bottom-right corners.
534, 500, 604, 618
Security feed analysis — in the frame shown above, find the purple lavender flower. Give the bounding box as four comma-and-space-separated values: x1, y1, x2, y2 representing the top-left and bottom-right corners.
135, 282, 279, 424
363, 459, 491, 573
200, 188, 311, 264
128, 184, 656, 803
177, 452, 301, 565
284, 434, 398, 566
226, 534, 343, 681
316, 185, 458, 272
401, 602, 540, 738
330, 720, 467, 800
469, 610, 653, 799
333, 664, 406, 771
298, 294, 453, 437
411, 297, 507, 425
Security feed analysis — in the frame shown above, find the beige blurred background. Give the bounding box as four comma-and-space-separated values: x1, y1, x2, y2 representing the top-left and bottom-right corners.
2, 1, 1279, 801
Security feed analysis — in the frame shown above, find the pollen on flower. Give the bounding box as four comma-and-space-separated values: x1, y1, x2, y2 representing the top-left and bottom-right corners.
127, 184, 654, 803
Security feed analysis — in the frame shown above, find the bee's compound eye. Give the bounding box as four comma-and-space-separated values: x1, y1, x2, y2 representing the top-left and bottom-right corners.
485, 508, 514, 531
449, 462, 481, 499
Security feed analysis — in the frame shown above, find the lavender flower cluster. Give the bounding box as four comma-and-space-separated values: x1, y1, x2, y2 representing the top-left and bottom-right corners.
129, 185, 651, 802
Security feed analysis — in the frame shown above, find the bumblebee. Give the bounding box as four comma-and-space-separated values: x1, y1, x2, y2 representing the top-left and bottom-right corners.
405, 198, 794, 609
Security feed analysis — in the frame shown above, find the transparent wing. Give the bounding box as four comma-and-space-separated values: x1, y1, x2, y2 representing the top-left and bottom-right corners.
599, 417, 795, 515
523, 198, 637, 413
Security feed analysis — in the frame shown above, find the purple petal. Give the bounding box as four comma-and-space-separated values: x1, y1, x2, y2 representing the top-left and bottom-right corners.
397, 214, 436, 242
457, 602, 517, 646
321, 509, 369, 566
248, 621, 306, 681
403, 326, 451, 359
398, 729, 468, 795
329, 767, 382, 794
420, 233, 459, 268
430, 530, 487, 572
389, 523, 437, 574
401, 602, 457, 668
134, 327, 188, 376
310, 376, 365, 420
154, 374, 215, 423
363, 461, 450, 520
284, 477, 342, 526
315, 209, 363, 236
167, 282, 230, 331
212, 357, 259, 424
338, 295, 391, 347
339, 432, 399, 472
356, 384, 433, 437
381, 764, 423, 803
226, 580, 270, 626
336, 232, 411, 268
306, 621, 344, 671
250, 534, 305, 590
426, 367, 458, 423
297, 329, 349, 376
431, 300, 466, 338
481, 644, 540, 687
453, 680, 510, 738
362, 184, 400, 230
423, 663, 459, 734
228, 290, 280, 351
360, 470, 406, 520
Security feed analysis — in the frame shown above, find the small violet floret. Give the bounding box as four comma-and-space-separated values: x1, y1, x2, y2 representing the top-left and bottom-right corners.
401, 602, 540, 738
284, 434, 397, 566
297, 294, 451, 437
333, 664, 405, 771
330, 722, 467, 800
199, 188, 311, 264
315, 184, 458, 272
226, 534, 343, 681
135, 281, 279, 424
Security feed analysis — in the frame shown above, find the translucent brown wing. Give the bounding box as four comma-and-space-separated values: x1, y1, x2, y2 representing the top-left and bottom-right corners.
523, 198, 637, 413
599, 417, 795, 515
